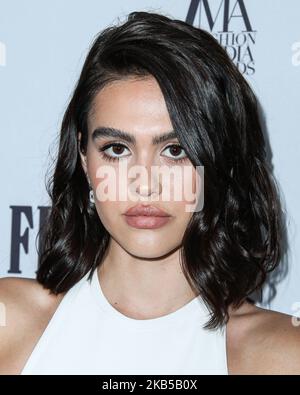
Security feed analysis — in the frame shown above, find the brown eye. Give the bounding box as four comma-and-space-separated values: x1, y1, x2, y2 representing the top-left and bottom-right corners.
162, 144, 188, 161
111, 145, 126, 155
169, 146, 182, 156
99, 143, 131, 161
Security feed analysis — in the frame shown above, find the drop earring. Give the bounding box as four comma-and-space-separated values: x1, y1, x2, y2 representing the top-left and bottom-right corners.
89, 188, 95, 204
86, 174, 95, 204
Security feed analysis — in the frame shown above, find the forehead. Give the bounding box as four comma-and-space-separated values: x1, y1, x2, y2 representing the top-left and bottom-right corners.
88, 76, 173, 137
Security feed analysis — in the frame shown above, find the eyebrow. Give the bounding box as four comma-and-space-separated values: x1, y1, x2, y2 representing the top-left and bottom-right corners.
91, 127, 178, 145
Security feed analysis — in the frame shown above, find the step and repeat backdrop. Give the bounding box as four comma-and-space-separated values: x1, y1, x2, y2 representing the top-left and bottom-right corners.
0, 0, 300, 316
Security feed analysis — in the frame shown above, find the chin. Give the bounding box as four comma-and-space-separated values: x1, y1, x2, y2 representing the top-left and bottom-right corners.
122, 237, 179, 260
126, 248, 175, 260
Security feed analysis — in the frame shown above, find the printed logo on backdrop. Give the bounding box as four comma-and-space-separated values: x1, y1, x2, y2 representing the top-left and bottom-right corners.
0, 41, 6, 66
9, 206, 50, 274
186, 0, 256, 75
291, 40, 300, 66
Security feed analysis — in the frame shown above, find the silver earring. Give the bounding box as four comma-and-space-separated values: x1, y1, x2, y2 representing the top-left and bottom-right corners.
89, 188, 95, 204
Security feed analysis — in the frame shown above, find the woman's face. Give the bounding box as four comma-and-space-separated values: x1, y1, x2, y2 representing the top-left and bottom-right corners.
79, 76, 200, 258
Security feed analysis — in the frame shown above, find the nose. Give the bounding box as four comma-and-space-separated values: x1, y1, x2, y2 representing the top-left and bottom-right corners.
133, 163, 162, 199
136, 183, 161, 197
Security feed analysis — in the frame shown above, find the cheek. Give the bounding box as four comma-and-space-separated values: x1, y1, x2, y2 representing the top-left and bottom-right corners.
87, 155, 127, 202
160, 166, 198, 207
94, 200, 119, 232
161, 167, 201, 222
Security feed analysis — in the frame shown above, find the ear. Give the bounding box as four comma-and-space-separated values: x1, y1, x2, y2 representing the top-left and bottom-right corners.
78, 131, 88, 176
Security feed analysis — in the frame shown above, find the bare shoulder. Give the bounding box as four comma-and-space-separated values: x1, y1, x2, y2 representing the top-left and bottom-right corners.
0, 276, 64, 374
227, 299, 300, 375
0, 276, 62, 307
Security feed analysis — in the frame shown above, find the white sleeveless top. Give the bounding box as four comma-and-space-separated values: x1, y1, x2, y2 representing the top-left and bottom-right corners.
20, 268, 228, 375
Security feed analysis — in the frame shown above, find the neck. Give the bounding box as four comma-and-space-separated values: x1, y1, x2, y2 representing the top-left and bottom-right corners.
97, 239, 199, 320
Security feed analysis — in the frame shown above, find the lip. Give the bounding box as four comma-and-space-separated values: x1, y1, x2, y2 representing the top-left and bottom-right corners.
123, 204, 172, 229
124, 204, 171, 217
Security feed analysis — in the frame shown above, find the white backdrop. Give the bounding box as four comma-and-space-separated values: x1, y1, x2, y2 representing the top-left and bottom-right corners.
0, 0, 299, 317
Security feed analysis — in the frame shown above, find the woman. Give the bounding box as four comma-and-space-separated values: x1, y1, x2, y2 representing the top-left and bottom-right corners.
0, 11, 299, 375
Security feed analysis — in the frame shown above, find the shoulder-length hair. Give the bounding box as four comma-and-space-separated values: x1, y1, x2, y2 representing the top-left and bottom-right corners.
36, 11, 284, 330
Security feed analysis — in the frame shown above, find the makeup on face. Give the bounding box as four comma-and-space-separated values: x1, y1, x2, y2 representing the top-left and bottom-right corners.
123, 203, 173, 229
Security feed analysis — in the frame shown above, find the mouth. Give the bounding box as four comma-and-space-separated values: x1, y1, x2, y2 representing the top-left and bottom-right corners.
123, 215, 172, 229
123, 204, 172, 229
124, 204, 170, 217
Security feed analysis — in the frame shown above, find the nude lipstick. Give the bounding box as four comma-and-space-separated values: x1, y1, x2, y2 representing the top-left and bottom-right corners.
123, 204, 172, 229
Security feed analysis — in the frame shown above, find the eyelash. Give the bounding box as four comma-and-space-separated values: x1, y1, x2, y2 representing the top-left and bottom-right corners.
98, 142, 188, 164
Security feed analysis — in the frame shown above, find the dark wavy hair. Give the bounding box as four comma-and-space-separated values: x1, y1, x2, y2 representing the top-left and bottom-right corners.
36, 11, 284, 330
